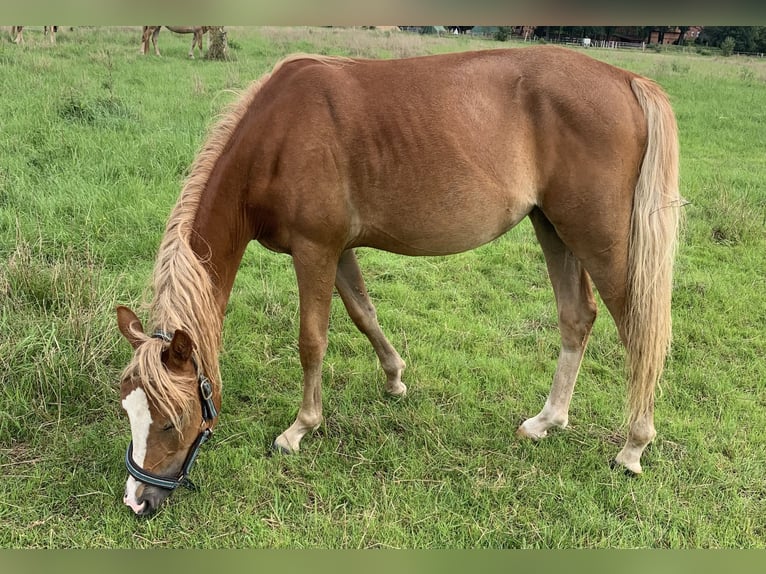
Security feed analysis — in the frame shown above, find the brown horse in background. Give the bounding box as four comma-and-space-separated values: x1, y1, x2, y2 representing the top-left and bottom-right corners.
116, 46, 681, 516
141, 26, 209, 59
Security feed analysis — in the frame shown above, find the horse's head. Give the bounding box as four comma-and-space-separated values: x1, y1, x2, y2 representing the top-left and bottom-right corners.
116, 306, 217, 517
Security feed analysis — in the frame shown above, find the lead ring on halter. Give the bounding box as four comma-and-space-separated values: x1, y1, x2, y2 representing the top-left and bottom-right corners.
123, 330, 217, 491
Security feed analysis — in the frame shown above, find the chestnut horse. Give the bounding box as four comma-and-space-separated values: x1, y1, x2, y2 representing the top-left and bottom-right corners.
116, 47, 681, 516
141, 26, 209, 59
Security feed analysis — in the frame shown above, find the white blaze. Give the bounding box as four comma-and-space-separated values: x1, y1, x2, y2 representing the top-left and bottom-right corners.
122, 387, 153, 513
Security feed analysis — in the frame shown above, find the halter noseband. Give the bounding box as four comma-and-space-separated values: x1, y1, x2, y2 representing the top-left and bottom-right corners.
124, 330, 217, 491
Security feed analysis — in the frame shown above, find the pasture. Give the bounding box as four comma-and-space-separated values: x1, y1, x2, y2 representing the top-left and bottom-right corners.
1, 26, 765, 548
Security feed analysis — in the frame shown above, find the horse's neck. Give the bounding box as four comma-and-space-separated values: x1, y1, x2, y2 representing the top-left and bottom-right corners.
178, 81, 263, 320
189, 181, 253, 315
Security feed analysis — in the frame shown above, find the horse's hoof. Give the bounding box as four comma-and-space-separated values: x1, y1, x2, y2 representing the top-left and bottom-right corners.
270, 442, 293, 456
610, 459, 640, 477
516, 424, 546, 441
385, 381, 407, 397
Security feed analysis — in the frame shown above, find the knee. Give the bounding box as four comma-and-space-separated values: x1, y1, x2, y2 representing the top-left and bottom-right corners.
298, 333, 328, 364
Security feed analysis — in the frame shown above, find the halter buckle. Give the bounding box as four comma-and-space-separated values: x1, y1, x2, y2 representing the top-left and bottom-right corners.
199, 376, 213, 400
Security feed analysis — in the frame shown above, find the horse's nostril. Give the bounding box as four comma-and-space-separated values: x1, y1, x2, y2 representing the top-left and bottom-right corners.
124, 492, 147, 514
135, 488, 172, 517
134, 495, 153, 516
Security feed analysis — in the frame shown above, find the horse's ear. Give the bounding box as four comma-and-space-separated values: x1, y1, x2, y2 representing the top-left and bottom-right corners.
116, 306, 145, 349
167, 330, 194, 369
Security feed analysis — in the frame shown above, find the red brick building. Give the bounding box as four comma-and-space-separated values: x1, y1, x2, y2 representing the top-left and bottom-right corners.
648, 26, 703, 44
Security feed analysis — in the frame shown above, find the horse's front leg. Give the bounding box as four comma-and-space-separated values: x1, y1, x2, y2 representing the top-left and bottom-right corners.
272, 243, 338, 454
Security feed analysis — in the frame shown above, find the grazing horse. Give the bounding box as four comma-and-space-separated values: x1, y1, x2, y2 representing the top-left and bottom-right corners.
141, 26, 209, 59
116, 46, 681, 516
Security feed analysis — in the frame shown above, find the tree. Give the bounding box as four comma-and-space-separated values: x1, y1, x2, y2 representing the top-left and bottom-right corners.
205, 26, 229, 61
699, 26, 766, 52
674, 26, 690, 45
494, 27, 511, 41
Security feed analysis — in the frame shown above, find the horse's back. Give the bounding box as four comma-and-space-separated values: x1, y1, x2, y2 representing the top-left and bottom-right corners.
246, 48, 650, 255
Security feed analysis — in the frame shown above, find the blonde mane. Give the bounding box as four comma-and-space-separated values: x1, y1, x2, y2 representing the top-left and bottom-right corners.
122, 54, 345, 421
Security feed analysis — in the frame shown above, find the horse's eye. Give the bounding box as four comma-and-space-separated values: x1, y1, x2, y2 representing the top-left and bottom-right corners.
161, 422, 174, 432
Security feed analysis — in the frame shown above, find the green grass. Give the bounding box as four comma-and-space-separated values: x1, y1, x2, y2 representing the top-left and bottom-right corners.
1, 26, 765, 548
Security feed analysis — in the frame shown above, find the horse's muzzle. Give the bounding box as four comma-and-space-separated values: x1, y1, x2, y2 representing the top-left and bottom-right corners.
124, 485, 172, 517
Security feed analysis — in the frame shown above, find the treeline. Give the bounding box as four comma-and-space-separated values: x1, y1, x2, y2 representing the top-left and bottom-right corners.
696, 26, 766, 53
530, 26, 766, 53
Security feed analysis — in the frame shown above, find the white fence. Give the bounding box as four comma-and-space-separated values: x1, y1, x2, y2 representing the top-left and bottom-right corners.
550, 37, 646, 50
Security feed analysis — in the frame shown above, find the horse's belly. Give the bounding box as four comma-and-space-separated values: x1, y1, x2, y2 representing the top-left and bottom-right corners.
358, 196, 532, 256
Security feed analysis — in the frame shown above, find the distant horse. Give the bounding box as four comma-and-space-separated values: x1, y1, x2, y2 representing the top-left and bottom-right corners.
10, 26, 56, 44
45, 26, 58, 43
141, 26, 209, 59
116, 46, 681, 516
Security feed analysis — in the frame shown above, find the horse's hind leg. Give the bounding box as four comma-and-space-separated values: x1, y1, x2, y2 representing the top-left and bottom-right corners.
190, 29, 203, 58
151, 27, 160, 56
272, 242, 338, 454
517, 209, 597, 439
335, 249, 407, 396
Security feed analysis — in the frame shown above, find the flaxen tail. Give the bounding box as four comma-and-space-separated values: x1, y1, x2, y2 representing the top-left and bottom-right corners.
625, 77, 682, 427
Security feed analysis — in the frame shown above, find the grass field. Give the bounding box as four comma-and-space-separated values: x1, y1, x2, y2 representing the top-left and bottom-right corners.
1, 26, 765, 548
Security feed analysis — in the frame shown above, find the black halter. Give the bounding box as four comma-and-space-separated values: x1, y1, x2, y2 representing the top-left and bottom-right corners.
124, 330, 217, 491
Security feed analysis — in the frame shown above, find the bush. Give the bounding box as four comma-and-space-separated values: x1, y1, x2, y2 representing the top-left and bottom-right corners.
494, 27, 511, 42
721, 36, 736, 56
